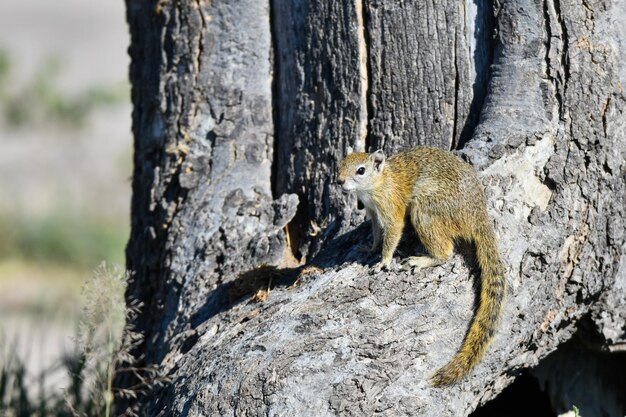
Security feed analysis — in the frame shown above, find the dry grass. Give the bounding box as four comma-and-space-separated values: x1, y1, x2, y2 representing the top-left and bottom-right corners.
0, 263, 167, 417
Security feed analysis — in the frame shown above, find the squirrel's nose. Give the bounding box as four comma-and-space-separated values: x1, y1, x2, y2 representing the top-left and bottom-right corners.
337, 178, 345, 185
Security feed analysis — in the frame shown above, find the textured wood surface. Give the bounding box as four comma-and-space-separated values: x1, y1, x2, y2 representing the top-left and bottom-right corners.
122, 0, 626, 415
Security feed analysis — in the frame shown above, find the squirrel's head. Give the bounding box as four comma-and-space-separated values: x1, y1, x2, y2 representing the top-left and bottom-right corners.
337, 149, 386, 194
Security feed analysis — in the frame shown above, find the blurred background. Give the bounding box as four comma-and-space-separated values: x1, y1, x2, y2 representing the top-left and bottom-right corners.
0, 0, 132, 408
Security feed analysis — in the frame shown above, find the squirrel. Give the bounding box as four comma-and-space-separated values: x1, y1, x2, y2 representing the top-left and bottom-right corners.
337, 146, 505, 386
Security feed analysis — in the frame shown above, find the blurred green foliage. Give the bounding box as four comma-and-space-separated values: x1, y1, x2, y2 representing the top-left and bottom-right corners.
0, 49, 129, 130
0, 211, 128, 269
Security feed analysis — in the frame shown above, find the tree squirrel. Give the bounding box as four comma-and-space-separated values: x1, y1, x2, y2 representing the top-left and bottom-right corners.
337, 147, 505, 386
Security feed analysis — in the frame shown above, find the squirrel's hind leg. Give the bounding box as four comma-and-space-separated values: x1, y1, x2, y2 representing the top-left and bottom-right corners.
408, 206, 454, 270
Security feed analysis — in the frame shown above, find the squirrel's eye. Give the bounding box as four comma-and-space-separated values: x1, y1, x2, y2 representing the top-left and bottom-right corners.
356, 167, 365, 175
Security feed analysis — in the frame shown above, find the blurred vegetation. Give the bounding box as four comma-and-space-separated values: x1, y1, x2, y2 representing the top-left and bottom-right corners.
0, 25, 135, 417
0, 265, 166, 417
0, 49, 128, 130
1, 340, 90, 417
0, 210, 127, 270
0, 50, 130, 271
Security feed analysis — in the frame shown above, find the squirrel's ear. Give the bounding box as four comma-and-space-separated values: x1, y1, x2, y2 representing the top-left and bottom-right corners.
370, 149, 386, 172
346, 145, 354, 154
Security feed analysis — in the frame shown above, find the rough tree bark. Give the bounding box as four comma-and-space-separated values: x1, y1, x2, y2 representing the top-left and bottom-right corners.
122, 0, 626, 416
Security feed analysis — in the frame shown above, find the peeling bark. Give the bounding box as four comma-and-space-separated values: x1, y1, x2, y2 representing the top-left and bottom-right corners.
121, 0, 626, 415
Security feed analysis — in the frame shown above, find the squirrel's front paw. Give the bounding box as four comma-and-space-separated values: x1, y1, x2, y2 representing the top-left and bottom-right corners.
372, 259, 392, 274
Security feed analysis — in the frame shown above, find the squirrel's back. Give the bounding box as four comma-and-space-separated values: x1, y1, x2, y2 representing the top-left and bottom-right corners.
387, 147, 489, 229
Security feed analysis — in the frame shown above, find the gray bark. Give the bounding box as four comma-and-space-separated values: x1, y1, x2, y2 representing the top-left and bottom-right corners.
122, 0, 626, 416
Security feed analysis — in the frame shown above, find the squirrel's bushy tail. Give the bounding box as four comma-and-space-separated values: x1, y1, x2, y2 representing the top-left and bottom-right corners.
430, 224, 506, 386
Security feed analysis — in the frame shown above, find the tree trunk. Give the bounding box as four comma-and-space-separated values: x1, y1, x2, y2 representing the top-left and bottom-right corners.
122, 0, 626, 415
